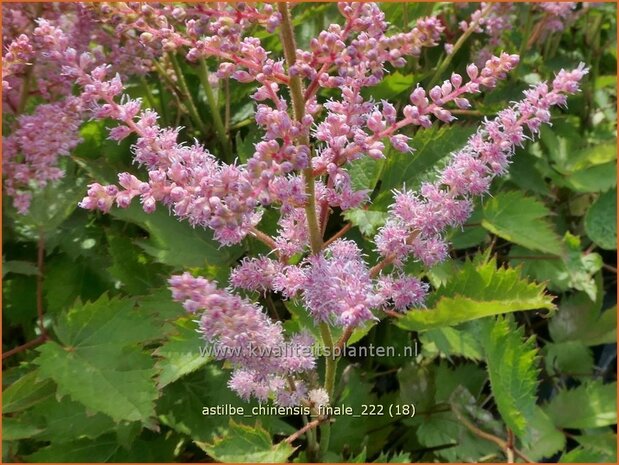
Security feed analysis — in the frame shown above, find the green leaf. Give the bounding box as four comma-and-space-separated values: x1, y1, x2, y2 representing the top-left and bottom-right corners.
398, 363, 436, 411
2, 370, 55, 414
507, 151, 550, 196
434, 363, 487, 403
111, 204, 243, 269
2, 260, 39, 278
328, 367, 396, 456
449, 203, 487, 250
154, 317, 209, 388
560, 446, 615, 463
566, 143, 617, 172
27, 434, 122, 462
482, 317, 539, 438
509, 233, 603, 301
2, 417, 44, 441
35, 343, 158, 426
412, 385, 502, 462
343, 209, 387, 236
33, 295, 161, 425
396, 257, 555, 331
573, 432, 617, 462
31, 397, 117, 444
362, 71, 414, 100
13, 172, 87, 237
549, 292, 616, 346
348, 156, 384, 192
379, 124, 476, 195
544, 341, 594, 376
481, 191, 564, 255
544, 381, 617, 429
520, 407, 566, 461
106, 230, 165, 294
585, 188, 617, 250
419, 326, 484, 361
197, 420, 295, 463
563, 161, 617, 193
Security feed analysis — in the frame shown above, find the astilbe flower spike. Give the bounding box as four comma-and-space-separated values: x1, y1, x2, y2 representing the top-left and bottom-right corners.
375, 63, 589, 269
169, 272, 315, 404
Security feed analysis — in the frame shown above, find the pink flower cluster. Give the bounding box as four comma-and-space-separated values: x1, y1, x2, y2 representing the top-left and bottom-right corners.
169, 272, 315, 405
375, 63, 589, 268
2, 97, 83, 213
229, 239, 428, 328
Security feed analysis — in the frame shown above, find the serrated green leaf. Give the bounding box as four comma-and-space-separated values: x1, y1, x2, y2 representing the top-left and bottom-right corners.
379, 124, 476, 195
574, 432, 617, 462
544, 381, 617, 429
361, 71, 414, 100
398, 363, 436, 410
549, 292, 616, 346
544, 340, 594, 376
36, 343, 158, 426
2, 417, 44, 441
106, 230, 165, 294
2, 370, 55, 414
482, 317, 539, 438
343, 209, 387, 236
419, 326, 484, 361
509, 233, 603, 301
373, 451, 412, 463
33, 295, 161, 425
520, 407, 566, 461
13, 172, 87, 237
157, 366, 293, 443
197, 420, 295, 463
563, 161, 618, 193
2, 260, 39, 278
328, 367, 395, 456
434, 363, 487, 403
31, 397, 118, 444
396, 258, 555, 331
585, 188, 617, 250
154, 318, 209, 388
411, 385, 502, 462
52, 294, 160, 350
449, 203, 487, 249
111, 204, 243, 269
348, 156, 384, 192
482, 191, 563, 255
560, 446, 615, 463
27, 434, 122, 462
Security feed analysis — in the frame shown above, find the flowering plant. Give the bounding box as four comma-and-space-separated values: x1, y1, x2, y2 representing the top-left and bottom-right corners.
3, 2, 617, 463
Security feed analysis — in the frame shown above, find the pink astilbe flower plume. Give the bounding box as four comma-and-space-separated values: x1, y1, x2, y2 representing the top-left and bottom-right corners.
169, 272, 315, 404
375, 64, 589, 268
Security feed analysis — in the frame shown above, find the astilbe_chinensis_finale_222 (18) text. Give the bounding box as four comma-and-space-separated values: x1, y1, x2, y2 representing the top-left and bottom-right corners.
4, 2, 588, 413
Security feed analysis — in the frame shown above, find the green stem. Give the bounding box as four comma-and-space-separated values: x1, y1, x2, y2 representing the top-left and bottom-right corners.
318, 321, 336, 461
518, 4, 533, 57
428, 3, 492, 87
279, 3, 333, 459
319, 322, 337, 397
319, 422, 331, 459
155, 75, 170, 126
168, 52, 208, 136
138, 75, 158, 111
277, 1, 323, 255
197, 58, 232, 162
18, 64, 33, 114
